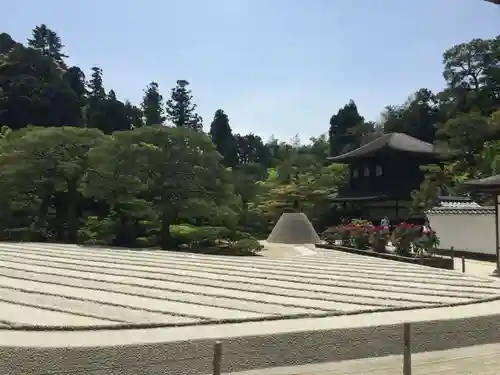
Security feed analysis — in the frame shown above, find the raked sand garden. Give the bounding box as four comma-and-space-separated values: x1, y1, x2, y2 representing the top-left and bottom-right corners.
0, 242, 499, 327
2, 242, 500, 374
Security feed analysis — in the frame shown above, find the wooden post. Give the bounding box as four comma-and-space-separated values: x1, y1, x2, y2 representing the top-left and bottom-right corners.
462, 256, 465, 273
213, 341, 222, 375
403, 323, 411, 375
450, 246, 455, 261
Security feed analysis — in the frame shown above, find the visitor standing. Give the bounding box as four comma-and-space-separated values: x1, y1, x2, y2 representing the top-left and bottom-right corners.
422, 219, 431, 236
380, 216, 390, 230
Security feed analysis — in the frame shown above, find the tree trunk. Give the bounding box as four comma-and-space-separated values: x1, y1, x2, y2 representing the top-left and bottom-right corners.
160, 210, 171, 250
66, 179, 79, 243
33, 196, 50, 241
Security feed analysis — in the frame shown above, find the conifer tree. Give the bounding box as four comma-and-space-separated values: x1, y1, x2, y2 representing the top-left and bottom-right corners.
141, 81, 165, 125
165, 80, 203, 131
209, 109, 237, 167
27, 24, 68, 66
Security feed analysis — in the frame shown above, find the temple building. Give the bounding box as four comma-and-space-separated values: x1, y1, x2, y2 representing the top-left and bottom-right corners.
327, 133, 442, 223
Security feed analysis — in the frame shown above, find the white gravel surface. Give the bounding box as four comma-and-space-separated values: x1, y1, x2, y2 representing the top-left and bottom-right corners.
0, 242, 499, 328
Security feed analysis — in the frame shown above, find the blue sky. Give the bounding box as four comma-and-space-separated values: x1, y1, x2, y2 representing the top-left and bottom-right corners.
3, 0, 499, 142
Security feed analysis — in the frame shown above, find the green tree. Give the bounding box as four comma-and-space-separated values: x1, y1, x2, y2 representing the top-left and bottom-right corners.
87, 66, 106, 105
0, 127, 105, 242
85, 126, 235, 248
64, 66, 87, 110
0, 33, 20, 54
253, 164, 347, 229
85, 68, 132, 132
141, 81, 165, 125
328, 100, 367, 156
301, 134, 330, 163
442, 36, 500, 115
436, 111, 498, 173
86, 66, 105, 128
411, 163, 470, 214
88, 92, 135, 133
381, 89, 441, 143
0, 45, 81, 128
478, 139, 500, 178
27, 24, 68, 66
165, 80, 203, 131
125, 101, 144, 129
209, 109, 237, 167
235, 133, 269, 166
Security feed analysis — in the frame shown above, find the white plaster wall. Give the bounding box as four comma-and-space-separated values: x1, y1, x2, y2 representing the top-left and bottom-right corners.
427, 214, 496, 255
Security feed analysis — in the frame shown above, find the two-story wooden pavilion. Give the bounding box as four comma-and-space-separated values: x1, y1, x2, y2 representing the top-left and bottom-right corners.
327, 133, 442, 223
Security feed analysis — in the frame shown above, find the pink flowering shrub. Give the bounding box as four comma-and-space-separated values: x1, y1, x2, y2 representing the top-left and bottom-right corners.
322, 219, 439, 257
391, 222, 421, 256
369, 225, 390, 252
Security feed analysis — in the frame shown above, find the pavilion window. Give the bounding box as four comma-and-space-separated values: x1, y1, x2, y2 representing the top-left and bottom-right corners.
376, 165, 383, 176
364, 167, 370, 177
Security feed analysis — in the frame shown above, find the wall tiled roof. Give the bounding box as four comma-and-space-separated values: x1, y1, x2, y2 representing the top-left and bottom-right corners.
426, 198, 495, 215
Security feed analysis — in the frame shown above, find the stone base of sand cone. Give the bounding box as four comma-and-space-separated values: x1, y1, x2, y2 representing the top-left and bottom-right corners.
267, 212, 321, 244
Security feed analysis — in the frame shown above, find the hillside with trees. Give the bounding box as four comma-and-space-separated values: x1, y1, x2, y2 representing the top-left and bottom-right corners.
0, 24, 499, 253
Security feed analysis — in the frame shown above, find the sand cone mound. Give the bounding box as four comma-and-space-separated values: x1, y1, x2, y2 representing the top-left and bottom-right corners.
267, 212, 321, 244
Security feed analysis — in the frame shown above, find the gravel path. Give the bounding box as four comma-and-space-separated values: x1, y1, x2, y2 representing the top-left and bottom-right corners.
0, 242, 499, 327
228, 342, 500, 375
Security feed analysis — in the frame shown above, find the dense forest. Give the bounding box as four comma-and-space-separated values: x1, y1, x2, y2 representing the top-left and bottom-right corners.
0, 25, 498, 254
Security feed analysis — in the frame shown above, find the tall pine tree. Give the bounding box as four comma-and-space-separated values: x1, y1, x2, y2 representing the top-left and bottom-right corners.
209, 109, 237, 167
328, 100, 365, 156
87, 67, 106, 105
125, 101, 144, 129
165, 80, 203, 131
84, 68, 140, 132
86, 66, 106, 129
0, 33, 21, 54
141, 81, 165, 125
64, 66, 87, 107
0, 43, 81, 128
27, 24, 68, 66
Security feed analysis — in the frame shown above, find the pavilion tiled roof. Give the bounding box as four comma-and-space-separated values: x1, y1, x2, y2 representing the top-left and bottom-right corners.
327, 133, 441, 163
464, 174, 500, 190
